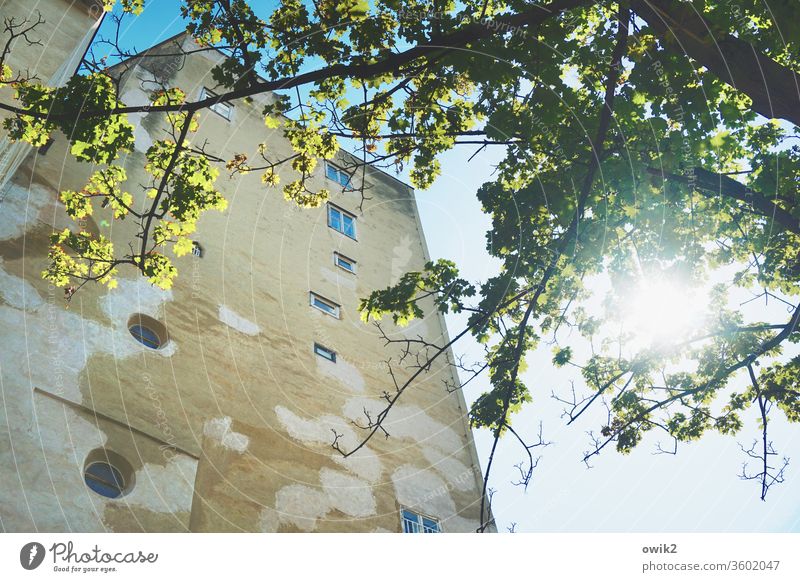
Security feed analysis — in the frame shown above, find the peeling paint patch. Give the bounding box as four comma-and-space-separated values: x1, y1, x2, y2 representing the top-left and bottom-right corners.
100, 277, 173, 321
98, 277, 176, 359
1, 392, 197, 531
275, 484, 330, 531
203, 416, 249, 453
331, 446, 382, 484
315, 355, 365, 393
0, 260, 44, 311
343, 398, 462, 454
390, 234, 414, 284
392, 464, 456, 521
276, 405, 384, 483
156, 340, 178, 357
0, 277, 168, 404
218, 304, 260, 336
422, 447, 475, 492
320, 467, 375, 517
275, 405, 355, 448
123, 455, 198, 514
257, 507, 279, 532
0, 182, 52, 241
320, 266, 356, 291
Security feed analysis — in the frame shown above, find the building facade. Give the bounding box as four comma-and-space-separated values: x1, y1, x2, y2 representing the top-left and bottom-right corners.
0, 3, 489, 532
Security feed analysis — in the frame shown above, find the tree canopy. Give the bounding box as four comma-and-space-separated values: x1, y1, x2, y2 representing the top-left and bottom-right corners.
2, 0, 800, 529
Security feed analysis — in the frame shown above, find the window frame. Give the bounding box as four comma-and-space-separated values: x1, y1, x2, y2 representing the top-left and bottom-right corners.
333, 252, 357, 274
128, 323, 162, 349
324, 160, 354, 190
400, 508, 442, 533
200, 86, 233, 121
327, 203, 357, 240
309, 292, 340, 318
313, 342, 337, 362
127, 314, 168, 350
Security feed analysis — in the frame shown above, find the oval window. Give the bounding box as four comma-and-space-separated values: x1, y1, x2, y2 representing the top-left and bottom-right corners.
83, 449, 134, 499
129, 324, 161, 348
127, 314, 167, 349
84, 462, 125, 498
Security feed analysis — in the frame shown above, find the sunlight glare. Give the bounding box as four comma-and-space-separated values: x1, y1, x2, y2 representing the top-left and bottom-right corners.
622, 279, 710, 350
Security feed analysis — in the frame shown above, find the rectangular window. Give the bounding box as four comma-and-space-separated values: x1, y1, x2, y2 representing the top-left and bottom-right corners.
313, 343, 336, 362
334, 252, 356, 274
309, 292, 340, 318
200, 87, 233, 120
401, 509, 441, 533
327, 204, 356, 239
325, 161, 353, 189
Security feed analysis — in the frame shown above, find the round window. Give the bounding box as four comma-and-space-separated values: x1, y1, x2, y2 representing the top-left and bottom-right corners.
83, 449, 134, 499
84, 462, 125, 498
127, 314, 167, 349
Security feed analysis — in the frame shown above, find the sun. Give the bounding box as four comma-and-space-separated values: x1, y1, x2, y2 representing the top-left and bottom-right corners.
620, 279, 710, 350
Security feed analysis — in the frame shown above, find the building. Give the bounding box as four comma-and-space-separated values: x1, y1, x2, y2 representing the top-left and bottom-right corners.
0, 1, 490, 532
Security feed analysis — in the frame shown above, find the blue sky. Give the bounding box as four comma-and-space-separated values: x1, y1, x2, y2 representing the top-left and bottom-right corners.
96, 1, 800, 532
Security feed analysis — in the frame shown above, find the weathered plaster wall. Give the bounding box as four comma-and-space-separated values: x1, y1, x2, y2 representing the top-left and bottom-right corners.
0, 26, 487, 532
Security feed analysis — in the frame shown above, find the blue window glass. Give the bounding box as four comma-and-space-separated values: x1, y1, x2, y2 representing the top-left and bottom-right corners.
342, 214, 355, 238
401, 509, 441, 533
325, 162, 352, 190
85, 462, 125, 498
328, 206, 342, 231
310, 293, 340, 317
327, 204, 356, 239
326, 162, 338, 181
335, 253, 356, 273
314, 343, 336, 362
129, 324, 161, 349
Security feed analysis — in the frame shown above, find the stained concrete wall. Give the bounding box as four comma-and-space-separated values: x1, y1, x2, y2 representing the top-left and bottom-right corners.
0, 25, 488, 532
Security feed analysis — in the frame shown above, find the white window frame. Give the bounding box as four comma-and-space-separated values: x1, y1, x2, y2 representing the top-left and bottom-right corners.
313, 342, 336, 362
200, 87, 233, 120
309, 292, 340, 318
333, 252, 356, 274
327, 203, 357, 240
400, 508, 441, 533
325, 160, 354, 190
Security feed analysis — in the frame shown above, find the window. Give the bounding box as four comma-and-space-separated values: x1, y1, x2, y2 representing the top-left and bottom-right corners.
191, 241, 204, 257
309, 292, 340, 318
83, 449, 134, 499
401, 509, 441, 533
327, 204, 356, 239
128, 314, 168, 349
129, 324, 160, 348
200, 87, 233, 120
313, 343, 336, 362
84, 462, 125, 498
334, 252, 356, 274
325, 161, 353, 189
